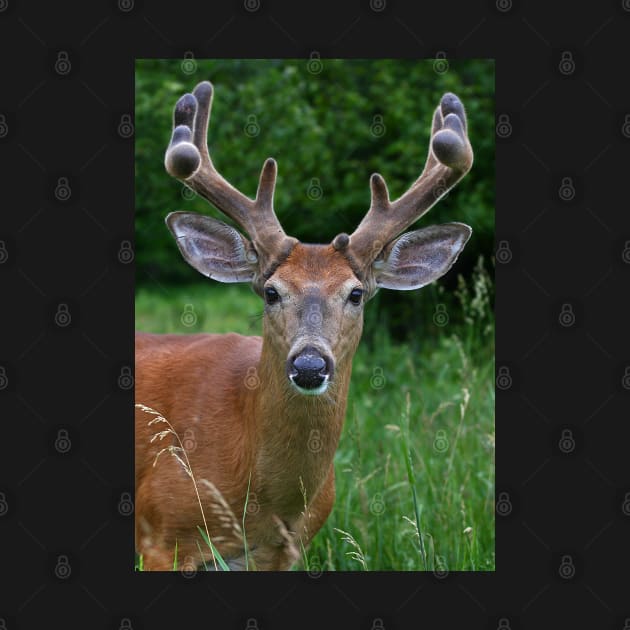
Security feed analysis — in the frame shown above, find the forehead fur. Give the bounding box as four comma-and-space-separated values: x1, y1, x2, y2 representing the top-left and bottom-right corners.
271, 243, 360, 289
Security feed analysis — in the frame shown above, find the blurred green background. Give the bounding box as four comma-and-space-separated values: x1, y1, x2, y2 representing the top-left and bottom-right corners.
135, 58, 494, 340
134, 59, 495, 571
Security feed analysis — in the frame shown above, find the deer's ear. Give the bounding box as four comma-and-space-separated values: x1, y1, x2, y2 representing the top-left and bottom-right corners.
166, 212, 258, 283
373, 223, 471, 291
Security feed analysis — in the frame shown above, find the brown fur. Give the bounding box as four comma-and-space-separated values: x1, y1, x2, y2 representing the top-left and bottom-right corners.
135, 244, 362, 570
144, 85, 474, 570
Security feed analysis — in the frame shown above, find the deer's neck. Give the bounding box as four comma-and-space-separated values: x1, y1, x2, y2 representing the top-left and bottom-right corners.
247, 340, 351, 517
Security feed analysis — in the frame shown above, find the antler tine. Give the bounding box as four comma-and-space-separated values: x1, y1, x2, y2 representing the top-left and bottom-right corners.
347, 92, 473, 265
164, 81, 295, 264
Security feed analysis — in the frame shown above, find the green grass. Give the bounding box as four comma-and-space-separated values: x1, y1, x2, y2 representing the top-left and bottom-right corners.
135, 268, 495, 572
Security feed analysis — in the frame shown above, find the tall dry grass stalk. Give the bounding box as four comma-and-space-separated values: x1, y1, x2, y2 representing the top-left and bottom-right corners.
136, 403, 241, 571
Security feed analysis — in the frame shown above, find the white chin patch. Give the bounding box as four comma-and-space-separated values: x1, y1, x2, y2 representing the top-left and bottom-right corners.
289, 375, 329, 396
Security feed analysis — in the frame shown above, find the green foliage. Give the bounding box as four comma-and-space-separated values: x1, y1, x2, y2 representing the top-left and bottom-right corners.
307, 259, 495, 571
136, 59, 494, 304
307, 332, 495, 571
135, 260, 495, 571
135, 60, 495, 570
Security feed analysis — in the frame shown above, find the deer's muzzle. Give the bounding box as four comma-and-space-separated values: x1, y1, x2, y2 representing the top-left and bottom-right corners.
287, 346, 333, 395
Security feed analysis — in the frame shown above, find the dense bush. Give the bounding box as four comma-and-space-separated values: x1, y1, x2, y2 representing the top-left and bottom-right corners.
135, 59, 494, 338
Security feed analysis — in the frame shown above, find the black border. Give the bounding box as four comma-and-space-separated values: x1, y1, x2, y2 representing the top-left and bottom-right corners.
2, 1, 629, 628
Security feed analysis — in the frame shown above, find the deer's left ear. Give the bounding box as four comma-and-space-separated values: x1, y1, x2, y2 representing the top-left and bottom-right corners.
373, 223, 472, 291
166, 211, 259, 283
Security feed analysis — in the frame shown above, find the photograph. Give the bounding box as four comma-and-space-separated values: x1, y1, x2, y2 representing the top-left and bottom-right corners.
134, 58, 495, 571
5, 0, 626, 626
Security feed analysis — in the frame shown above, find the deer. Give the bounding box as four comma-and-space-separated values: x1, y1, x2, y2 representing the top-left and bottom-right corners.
135, 80, 473, 571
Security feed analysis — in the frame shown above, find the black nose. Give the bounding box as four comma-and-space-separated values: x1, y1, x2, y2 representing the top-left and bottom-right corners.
288, 346, 329, 390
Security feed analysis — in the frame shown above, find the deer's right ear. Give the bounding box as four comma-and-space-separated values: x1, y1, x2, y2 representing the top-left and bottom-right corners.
166, 212, 258, 283
372, 223, 471, 291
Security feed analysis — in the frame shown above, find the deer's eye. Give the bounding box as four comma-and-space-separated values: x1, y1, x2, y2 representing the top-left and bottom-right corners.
348, 288, 363, 305
264, 286, 281, 305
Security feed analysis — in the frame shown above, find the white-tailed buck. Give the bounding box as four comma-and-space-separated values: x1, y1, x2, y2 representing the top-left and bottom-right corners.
135, 81, 473, 570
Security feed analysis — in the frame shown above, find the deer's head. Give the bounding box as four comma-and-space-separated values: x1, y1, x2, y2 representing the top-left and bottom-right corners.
165, 82, 473, 396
